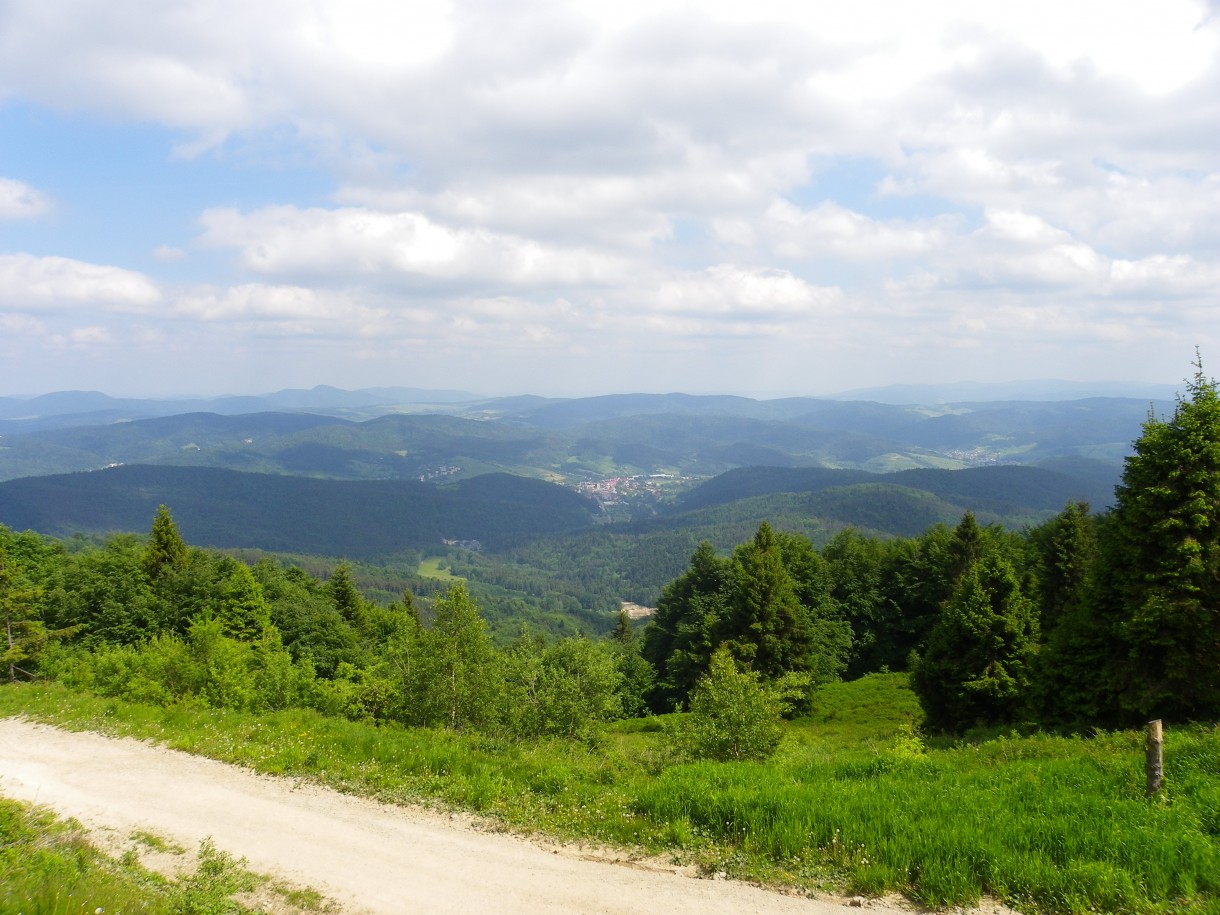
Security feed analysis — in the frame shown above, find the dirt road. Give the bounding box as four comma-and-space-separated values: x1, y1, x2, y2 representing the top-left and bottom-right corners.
0, 717, 919, 915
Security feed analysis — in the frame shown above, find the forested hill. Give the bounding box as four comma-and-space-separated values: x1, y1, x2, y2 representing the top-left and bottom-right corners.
675, 463, 1118, 515
0, 465, 597, 557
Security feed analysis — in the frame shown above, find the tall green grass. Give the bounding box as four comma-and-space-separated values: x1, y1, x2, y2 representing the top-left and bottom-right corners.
0, 797, 267, 915
636, 730, 1220, 911
4, 675, 1219, 914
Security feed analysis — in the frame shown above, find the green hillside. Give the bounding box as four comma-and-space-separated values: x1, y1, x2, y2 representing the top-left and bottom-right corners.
0, 465, 597, 557
676, 462, 1116, 514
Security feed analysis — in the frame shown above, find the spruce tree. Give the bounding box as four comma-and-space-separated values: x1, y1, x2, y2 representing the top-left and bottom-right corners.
723, 522, 814, 680
641, 541, 729, 708
326, 562, 368, 632
1029, 501, 1096, 635
913, 554, 1039, 732
143, 504, 188, 580
1097, 360, 1220, 721
1, 546, 47, 682
218, 563, 274, 642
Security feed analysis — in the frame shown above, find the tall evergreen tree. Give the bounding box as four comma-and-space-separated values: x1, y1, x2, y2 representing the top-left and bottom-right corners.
887, 524, 957, 667
771, 530, 851, 685
218, 563, 274, 642
824, 529, 892, 676
143, 504, 188, 580
947, 511, 987, 581
1091, 361, 1220, 721
913, 554, 1039, 732
326, 562, 368, 632
723, 522, 814, 680
1, 546, 47, 682
1029, 501, 1096, 635
642, 541, 729, 709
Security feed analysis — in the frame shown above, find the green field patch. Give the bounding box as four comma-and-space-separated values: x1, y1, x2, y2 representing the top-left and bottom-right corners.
418, 556, 464, 581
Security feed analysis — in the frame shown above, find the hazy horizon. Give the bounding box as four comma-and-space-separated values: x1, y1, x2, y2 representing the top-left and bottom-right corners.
0, 377, 1187, 406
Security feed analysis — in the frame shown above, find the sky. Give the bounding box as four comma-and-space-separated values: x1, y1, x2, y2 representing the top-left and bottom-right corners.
1, 0, 1218, 399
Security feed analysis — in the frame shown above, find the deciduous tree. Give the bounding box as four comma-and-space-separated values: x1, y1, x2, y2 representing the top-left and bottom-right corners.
414, 583, 500, 731
678, 647, 792, 762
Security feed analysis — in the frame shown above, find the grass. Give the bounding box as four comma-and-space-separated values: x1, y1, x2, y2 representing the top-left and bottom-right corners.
1, 796, 342, 915
416, 557, 463, 581
130, 829, 186, 855
3, 675, 1219, 914
0, 798, 260, 914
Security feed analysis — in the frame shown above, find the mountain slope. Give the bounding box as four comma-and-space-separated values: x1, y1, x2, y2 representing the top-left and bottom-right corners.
0, 465, 597, 557
676, 463, 1117, 514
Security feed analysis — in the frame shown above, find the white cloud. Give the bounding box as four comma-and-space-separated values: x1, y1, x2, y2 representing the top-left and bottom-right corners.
0, 0, 1218, 395
755, 200, 953, 260
1108, 255, 1220, 298
197, 205, 635, 288
172, 283, 359, 322
652, 265, 840, 321
0, 313, 46, 336
152, 245, 186, 262
0, 178, 50, 220
0, 254, 160, 311
57, 326, 113, 345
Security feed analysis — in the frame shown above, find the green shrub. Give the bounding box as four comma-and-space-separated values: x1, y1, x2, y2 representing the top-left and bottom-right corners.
676, 647, 794, 762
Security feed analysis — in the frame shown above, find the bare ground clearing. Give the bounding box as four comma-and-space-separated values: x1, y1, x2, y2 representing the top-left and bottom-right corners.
0, 717, 1005, 915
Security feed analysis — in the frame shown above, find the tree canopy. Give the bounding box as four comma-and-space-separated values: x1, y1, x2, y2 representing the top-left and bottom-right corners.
1096, 363, 1220, 721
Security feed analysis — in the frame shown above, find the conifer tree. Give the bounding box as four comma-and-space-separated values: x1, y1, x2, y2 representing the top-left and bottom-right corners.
1029, 501, 1096, 635
218, 563, 274, 642
947, 510, 987, 581
913, 554, 1038, 732
143, 504, 188, 580
326, 562, 368, 632
723, 522, 815, 680
1, 546, 47, 682
642, 541, 730, 708
1091, 360, 1220, 721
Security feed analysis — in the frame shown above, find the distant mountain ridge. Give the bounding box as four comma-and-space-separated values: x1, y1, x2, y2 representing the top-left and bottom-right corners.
0, 385, 484, 429
1, 379, 1179, 425
0, 393, 1168, 485
831, 379, 1181, 403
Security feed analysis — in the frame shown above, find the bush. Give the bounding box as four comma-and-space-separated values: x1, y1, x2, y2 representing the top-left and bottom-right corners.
676, 647, 801, 762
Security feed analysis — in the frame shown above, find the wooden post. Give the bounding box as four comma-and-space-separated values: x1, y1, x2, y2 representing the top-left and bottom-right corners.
1145, 719, 1164, 797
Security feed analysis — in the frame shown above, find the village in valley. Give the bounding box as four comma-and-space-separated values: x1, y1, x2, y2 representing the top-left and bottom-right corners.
573, 473, 695, 520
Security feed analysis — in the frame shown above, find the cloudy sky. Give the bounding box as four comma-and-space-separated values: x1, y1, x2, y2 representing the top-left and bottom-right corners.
1, 0, 1218, 398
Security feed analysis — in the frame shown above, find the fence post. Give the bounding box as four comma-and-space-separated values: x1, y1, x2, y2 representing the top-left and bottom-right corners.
1145, 719, 1164, 797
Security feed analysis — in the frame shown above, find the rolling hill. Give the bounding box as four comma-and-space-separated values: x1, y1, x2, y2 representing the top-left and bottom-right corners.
0, 465, 598, 557
0, 393, 1164, 487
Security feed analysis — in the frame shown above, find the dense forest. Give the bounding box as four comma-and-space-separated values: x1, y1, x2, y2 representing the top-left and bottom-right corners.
4, 367, 1219, 737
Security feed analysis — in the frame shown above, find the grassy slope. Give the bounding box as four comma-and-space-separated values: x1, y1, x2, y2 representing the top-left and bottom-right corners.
2, 677, 1218, 914
0, 795, 331, 914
